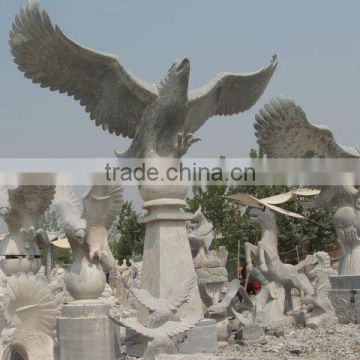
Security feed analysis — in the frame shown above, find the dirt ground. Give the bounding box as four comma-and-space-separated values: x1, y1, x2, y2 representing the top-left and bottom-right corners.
217, 323, 360, 360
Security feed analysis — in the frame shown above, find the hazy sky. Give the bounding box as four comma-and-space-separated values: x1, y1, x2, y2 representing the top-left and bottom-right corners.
0, 0, 360, 230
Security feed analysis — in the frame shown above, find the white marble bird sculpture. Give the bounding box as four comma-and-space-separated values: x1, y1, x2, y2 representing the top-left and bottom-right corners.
124, 275, 197, 327
10, 0, 278, 158
52, 186, 123, 271
109, 313, 202, 360
254, 96, 360, 208
1, 274, 57, 360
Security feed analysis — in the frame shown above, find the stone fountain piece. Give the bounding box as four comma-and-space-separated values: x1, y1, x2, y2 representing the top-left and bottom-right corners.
0, 186, 55, 276
10, 1, 278, 354
254, 96, 360, 322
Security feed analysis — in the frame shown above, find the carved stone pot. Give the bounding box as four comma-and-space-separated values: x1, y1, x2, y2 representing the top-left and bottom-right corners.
65, 257, 106, 300
0, 233, 41, 276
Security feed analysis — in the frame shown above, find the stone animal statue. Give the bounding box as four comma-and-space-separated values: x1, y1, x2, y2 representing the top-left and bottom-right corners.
52, 185, 123, 300
254, 96, 360, 275
1, 273, 57, 360
188, 206, 221, 268
11, 0, 278, 159
0, 185, 55, 276
110, 313, 202, 360
245, 207, 314, 310
302, 251, 338, 328
124, 275, 197, 327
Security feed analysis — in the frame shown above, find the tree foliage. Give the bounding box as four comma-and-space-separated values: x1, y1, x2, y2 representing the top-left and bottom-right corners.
109, 201, 145, 262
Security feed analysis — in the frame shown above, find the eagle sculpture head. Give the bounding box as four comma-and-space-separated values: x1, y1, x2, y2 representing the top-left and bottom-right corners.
156, 58, 190, 99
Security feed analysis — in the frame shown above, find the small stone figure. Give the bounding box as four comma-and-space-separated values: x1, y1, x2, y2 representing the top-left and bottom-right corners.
1, 273, 57, 360
303, 251, 338, 328
0, 185, 55, 276
333, 207, 360, 275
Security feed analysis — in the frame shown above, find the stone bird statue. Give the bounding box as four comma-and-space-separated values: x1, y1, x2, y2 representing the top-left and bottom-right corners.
254, 96, 360, 209
52, 185, 123, 272
124, 275, 197, 327
52, 186, 123, 299
1, 274, 57, 360
254, 96, 360, 275
10, 0, 278, 158
109, 313, 202, 360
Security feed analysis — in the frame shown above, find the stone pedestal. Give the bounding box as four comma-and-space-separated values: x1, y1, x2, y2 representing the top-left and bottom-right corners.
329, 275, 360, 323
57, 300, 118, 360
133, 172, 217, 355
138, 197, 203, 323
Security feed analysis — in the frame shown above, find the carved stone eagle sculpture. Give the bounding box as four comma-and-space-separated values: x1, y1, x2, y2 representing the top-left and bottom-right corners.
109, 313, 202, 360
254, 96, 360, 209
10, 0, 278, 158
52, 185, 123, 271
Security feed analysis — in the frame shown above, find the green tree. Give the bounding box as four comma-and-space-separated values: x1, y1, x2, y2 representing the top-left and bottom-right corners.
109, 201, 145, 262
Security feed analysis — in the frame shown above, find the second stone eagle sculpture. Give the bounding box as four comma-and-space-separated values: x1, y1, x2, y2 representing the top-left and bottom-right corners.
52, 185, 123, 300
10, 0, 278, 158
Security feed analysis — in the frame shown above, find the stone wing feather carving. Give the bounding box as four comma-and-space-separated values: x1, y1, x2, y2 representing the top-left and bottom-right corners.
10, 0, 158, 138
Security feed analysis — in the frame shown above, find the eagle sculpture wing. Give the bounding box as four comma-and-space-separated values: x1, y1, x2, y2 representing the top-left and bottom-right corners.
7, 186, 55, 217
52, 186, 84, 229
125, 286, 162, 313
167, 275, 197, 311
254, 96, 360, 158
108, 316, 154, 340
82, 186, 123, 229
159, 313, 203, 338
10, 0, 158, 138
184, 55, 278, 134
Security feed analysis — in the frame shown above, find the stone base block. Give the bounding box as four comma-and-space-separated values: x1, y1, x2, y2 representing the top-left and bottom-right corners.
57, 300, 118, 360
329, 275, 360, 324
126, 318, 218, 357
177, 319, 218, 354
236, 324, 264, 341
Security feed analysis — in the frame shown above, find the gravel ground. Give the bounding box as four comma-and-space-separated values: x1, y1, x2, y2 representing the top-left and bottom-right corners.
217, 323, 360, 360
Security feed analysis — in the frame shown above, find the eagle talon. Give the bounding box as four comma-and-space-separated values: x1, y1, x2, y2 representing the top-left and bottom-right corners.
177, 133, 201, 157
